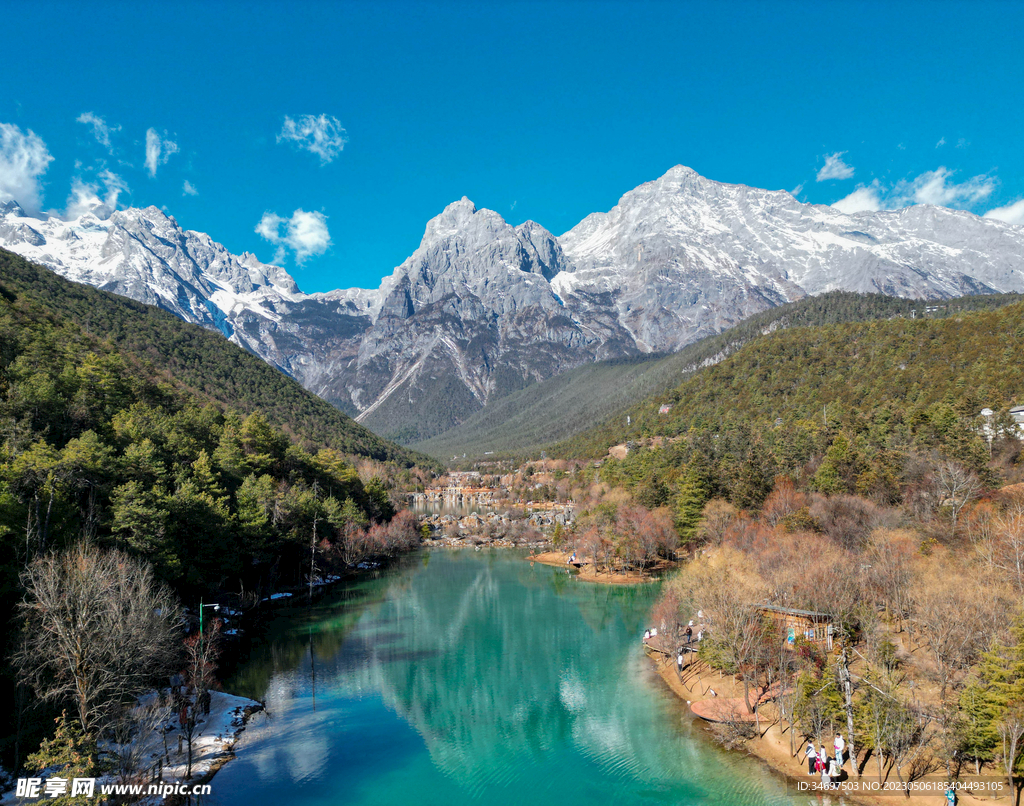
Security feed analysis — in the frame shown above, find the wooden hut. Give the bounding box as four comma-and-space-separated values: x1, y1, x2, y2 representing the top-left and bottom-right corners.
757, 605, 834, 650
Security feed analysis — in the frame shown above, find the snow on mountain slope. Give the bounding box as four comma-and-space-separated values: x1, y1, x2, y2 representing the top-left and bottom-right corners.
2, 165, 1023, 443
0, 200, 306, 340
557, 165, 1024, 351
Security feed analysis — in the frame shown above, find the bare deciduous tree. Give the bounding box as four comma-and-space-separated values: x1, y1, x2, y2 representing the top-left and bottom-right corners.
696, 499, 737, 545
15, 543, 181, 733
913, 559, 993, 704
108, 697, 172, 789
994, 500, 1024, 593
181, 618, 221, 780
867, 529, 917, 633
935, 459, 980, 539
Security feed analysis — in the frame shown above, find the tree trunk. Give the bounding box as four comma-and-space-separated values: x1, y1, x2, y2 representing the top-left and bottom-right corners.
839, 646, 858, 777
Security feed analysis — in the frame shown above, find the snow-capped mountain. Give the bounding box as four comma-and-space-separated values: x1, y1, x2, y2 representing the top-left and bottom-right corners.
557, 166, 1024, 351
2, 166, 1023, 443
0, 199, 305, 349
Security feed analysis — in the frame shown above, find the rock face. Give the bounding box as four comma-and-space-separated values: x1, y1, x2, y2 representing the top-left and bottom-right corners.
2, 166, 1023, 442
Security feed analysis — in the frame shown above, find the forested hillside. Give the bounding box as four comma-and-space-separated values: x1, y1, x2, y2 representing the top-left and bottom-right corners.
0, 248, 432, 467
414, 291, 1022, 461
554, 301, 1024, 534
0, 249, 435, 764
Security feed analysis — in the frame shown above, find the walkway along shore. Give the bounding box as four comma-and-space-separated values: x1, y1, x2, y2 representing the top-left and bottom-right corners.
644, 650, 1011, 806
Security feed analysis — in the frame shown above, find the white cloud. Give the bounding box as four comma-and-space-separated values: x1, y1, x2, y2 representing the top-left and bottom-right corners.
0, 122, 54, 212
144, 128, 179, 177
65, 170, 129, 219
255, 208, 331, 264
277, 115, 347, 164
984, 199, 1024, 227
890, 167, 994, 208
77, 112, 120, 153
790, 183, 804, 197
935, 137, 946, 148
832, 181, 883, 214
182, 180, 199, 196
816, 152, 855, 182
832, 168, 996, 216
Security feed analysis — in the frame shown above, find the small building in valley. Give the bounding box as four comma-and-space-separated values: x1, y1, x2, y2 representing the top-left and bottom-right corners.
757, 605, 834, 650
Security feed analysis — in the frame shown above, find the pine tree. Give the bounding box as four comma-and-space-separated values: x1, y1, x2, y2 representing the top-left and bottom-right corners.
971, 619, 1024, 789
674, 464, 708, 546
25, 711, 106, 805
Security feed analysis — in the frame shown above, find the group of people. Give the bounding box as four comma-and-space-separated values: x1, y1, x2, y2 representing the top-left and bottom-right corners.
805, 734, 846, 789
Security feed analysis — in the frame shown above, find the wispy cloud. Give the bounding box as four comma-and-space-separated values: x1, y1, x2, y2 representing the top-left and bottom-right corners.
790, 183, 804, 198
144, 128, 179, 177
65, 170, 129, 219
77, 112, 120, 153
935, 137, 946, 148
816, 152, 855, 182
182, 180, 198, 197
890, 167, 994, 208
984, 199, 1024, 227
0, 122, 54, 212
277, 115, 347, 164
255, 208, 331, 264
832, 167, 996, 215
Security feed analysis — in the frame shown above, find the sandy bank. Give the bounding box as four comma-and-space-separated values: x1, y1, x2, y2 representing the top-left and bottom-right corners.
527, 551, 671, 585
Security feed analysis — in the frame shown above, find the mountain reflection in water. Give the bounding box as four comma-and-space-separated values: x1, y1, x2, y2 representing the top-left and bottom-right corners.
212, 550, 798, 806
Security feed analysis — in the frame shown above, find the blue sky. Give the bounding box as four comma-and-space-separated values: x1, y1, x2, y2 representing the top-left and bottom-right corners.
2, 0, 1022, 292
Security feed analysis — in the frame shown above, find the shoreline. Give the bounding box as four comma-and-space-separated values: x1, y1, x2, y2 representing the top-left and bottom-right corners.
645, 653, 1009, 806
527, 551, 670, 585
134, 690, 264, 806
175, 694, 264, 796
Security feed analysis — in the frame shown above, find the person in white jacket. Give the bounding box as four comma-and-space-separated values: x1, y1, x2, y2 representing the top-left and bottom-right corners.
805, 741, 817, 775
828, 755, 841, 788
834, 733, 846, 766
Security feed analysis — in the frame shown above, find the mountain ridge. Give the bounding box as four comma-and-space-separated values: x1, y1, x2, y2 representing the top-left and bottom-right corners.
2, 166, 1022, 443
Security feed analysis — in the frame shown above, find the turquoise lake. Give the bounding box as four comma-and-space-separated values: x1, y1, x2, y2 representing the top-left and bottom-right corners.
212, 550, 802, 805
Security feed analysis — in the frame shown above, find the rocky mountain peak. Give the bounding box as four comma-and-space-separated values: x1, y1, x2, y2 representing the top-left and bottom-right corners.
0, 200, 28, 218
422, 196, 484, 241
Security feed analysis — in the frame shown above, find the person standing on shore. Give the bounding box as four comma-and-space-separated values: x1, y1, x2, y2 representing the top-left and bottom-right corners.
834, 733, 845, 766
805, 741, 817, 775
677, 649, 684, 674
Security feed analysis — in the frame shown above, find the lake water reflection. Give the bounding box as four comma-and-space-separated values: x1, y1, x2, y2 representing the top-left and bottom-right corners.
407, 497, 496, 518
211, 550, 801, 806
